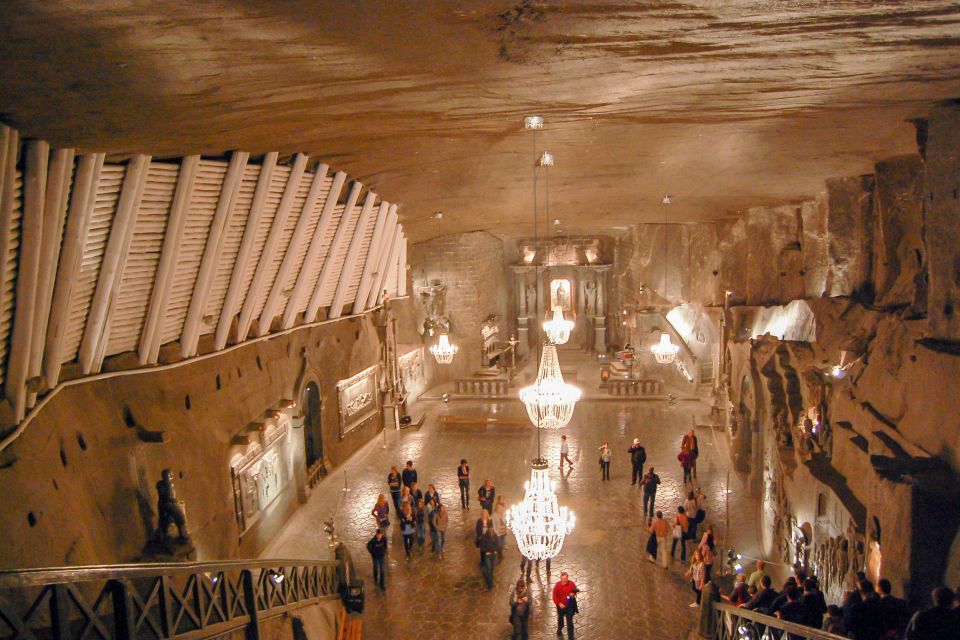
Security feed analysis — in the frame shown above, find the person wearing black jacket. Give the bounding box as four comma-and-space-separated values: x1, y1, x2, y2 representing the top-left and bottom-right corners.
905, 586, 960, 640
878, 578, 909, 639
401, 460, 417, 488
768, 577, 798, 616
480, 528, 499, 589
457, 459, 470, 509
847, 580, 885, 640
741, 575, 778, 613
801, 577, 828, 629
366, 529, 388, 590
478, 479, 496, 514
628, 439, 646, 485
387, 466, 402, 514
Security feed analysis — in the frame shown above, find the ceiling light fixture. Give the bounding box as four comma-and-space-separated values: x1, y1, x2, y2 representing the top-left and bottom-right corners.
429, 210, 457, 365
520, 343, 581, 430
543, 306, 574, 345
651, 194, 679, 365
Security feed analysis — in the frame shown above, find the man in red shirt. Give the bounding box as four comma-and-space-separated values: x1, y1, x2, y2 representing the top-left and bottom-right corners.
552, 571, 579, 639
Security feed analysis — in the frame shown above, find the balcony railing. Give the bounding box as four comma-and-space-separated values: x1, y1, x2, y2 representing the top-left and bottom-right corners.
0, 558, 340, 640
711, 601, 847, 640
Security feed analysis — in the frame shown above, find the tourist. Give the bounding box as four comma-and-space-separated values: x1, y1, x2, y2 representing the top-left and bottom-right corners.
801, 577, 828, 629
559, 434, 574, 469
686, 549, 706, 608
457, 458, 471, 509
509, 578, 531, 640
877, 578, 909, 639
695, 487, 708, 525
698, 524, 716, 583
823, 604, 845, 634
426, 498, 438, 552
725, 573, 750, 605
493, 500, 508, 559
424, 483, 441, 507
649, 510, 671, 568
414, 498, 427, 550
843, 571, 868, 617
433, 503, 448, 558
475, 509, 492, 565
905, 586, 959, 640
684, 491, 700, 541
370, 494, 390, 531
628, 438, 646, 485
401, 460, 417, 488
399, 502, 416, 559
847, 580, 885, 640
598, 441, 611, 481
747, 560, 766, 589
480, 527, 499, 589
776, 585, 808, 625
641, 467, 661, 520
552, 572, 579, 639
769, 577, 798, 616
681, 429, 699, 478
741, 575, 778, 613
387, 465, 402, 514
399, 485, 412, 514
678, 447, 695, 485
478, 479, 496, 514
671, 505, 690, 562
366, 528, 388, 590
408, 481, 423, 508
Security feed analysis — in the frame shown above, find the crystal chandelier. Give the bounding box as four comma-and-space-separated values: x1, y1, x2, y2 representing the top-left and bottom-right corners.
543, 306, 574, 345
651, 332, 679, 365
430, 333, 458, 365
520, 343, 581, 429
507, 460, 575, 560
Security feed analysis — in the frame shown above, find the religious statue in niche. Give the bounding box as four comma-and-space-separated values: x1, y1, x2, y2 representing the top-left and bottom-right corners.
142, 469, 195, 560
418, 283, 450, 337
585, 279, 598, 317
521, 282, 536, 318
550, 278, 572, 312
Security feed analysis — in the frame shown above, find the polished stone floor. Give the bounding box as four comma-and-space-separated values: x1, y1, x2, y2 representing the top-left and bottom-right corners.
265, 386, 762, 639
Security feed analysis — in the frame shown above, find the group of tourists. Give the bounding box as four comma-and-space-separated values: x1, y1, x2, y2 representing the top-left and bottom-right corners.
718, 560, 960, 640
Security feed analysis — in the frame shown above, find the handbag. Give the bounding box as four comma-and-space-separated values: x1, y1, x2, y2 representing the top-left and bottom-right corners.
672, 524, 682, 539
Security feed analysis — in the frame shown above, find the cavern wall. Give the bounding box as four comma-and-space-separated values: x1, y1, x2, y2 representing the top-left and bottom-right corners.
408, 231, 508, 387
0, 313, 383, 569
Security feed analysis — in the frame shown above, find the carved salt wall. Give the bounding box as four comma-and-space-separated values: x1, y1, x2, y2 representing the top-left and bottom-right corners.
0, 313, 383, 568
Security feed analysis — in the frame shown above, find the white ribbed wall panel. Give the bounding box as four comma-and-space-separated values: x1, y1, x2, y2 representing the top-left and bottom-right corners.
316, 204, 360, 308
62, 164, 125, 363
203, 164, 260, 326
342, 200, 380, 308
246, 169, 312, 323
104, 162, 178, 355
291, 203, 343, 318
160, 160, 228, 345
0, 170, 23, 387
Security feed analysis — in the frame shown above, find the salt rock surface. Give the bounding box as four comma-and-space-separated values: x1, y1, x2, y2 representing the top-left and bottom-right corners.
871, 155, 924, 308
826, 175, 876, 298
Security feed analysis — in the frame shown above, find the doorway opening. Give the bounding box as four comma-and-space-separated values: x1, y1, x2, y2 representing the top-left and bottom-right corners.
301, 382, 323, 469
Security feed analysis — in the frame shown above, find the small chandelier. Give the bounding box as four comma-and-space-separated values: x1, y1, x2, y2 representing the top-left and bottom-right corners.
543, 306, 574, 345
519, 343, 581, 429
651, 332, 679, 365
506, 460, 575, 560
430, 333, 458, 365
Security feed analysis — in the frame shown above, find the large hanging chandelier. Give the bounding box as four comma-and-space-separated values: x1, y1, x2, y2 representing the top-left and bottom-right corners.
651, 332, 679, 364
520, 343, 581, 429
507, 460, 575, 560
430, 333, 458, 365
543, 306, 574, 345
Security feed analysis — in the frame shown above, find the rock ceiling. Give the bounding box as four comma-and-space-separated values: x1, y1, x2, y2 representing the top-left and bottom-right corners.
2, 0, 960, 241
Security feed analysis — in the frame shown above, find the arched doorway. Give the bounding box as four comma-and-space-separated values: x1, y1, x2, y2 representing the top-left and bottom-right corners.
301, 382, 323, 468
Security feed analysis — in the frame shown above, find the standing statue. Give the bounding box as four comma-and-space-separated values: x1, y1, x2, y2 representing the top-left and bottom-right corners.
155, 469, 190, 542
524, 283, 536, 318
585, 280, 598, 317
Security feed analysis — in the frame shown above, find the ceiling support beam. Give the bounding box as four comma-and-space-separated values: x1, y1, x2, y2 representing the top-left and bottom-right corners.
328, 191, 377, 319
378, 229, 404, 307
366, 215, 400, 309
138, 155, 199, 365
281, 170, 347, 330
0, 127, 19, 390
306, 181, 362, 323
258, 164, 329, 336
180, 151, 249, 358
28, 147, 75, 404
214, 152, 278, 351
353, 202, 392, 315
397, 231, 408, 297
236, 153, 308, 342
79, 154, 151, 374
6, 141, 48, 421
44, 153, 105, 387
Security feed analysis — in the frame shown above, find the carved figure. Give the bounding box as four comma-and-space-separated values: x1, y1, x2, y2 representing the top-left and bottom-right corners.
154, 469, 189, 542
585, 280, 598, 317
524, 283, 536, 318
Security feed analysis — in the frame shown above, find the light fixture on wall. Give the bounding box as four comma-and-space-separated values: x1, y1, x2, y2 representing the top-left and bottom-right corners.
651, 194, 679, 365
520, 343, 581, 429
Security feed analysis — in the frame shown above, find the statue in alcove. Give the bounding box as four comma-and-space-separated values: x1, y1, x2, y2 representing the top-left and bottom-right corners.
585, 279, 598, 317
418, 283, 449, 337
142, 469, 195, 560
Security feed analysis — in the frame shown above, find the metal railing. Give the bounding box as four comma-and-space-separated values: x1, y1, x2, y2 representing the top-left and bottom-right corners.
711, 602, 847, 640
0, 559, 340, 640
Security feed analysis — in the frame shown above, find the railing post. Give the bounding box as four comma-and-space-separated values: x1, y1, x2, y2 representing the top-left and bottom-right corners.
111, 579, 135, 640
49, 584, 71, 640
157, 575, 175, 637
241, 568, 261, 640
